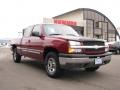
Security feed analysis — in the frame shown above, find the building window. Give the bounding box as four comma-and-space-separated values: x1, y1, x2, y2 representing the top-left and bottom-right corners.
95, 35, 101, 39
95, 22, 99, 28
108, 37, 115, 41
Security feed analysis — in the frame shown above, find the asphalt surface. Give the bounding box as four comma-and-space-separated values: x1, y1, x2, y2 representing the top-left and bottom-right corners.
0, 48, 120, 90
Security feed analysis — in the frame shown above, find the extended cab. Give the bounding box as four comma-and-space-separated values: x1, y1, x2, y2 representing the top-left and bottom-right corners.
11, 24, 112, 78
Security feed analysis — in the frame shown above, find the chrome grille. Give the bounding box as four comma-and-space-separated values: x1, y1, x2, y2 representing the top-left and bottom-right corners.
82, 41, 105, 55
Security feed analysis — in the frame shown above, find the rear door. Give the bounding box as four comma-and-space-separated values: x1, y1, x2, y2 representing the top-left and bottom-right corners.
28, 24, 44, 60
21, 26, 34, 56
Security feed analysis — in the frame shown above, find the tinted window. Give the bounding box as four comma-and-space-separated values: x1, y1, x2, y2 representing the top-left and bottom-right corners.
23, 26, 33, 37
32, 25, 41, 37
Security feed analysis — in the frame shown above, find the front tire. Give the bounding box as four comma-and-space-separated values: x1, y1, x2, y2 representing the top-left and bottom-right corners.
85, 66, 99, 72
45, 52, 61, 78
13, 48, 21, 63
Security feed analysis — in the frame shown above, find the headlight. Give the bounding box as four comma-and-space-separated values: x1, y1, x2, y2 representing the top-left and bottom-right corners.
105, 45, 109, 52
68, 41, 82, 53
69, 41, 81, 46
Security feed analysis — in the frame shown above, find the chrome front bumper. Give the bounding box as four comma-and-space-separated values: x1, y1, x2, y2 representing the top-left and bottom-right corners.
59, 52, 112, 68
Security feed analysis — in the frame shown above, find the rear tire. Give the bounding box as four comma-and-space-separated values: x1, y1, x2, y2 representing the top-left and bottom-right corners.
13, 48, 21, 63
44, 52, 61, 78
85, 66, 99, 72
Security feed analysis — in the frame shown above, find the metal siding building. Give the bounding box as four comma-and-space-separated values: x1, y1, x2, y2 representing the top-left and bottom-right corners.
53, 8, 119, 41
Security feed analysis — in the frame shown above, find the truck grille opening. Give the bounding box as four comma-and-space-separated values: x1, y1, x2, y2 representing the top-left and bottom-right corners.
83, 41, 104, 46
83, 48, 105, 55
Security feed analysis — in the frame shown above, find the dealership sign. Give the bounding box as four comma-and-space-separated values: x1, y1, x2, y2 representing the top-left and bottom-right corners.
54, 19, 77, 26
43, 18, 77, 26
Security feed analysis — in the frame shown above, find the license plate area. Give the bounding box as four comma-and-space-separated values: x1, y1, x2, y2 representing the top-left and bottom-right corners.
95, 57, 102, 65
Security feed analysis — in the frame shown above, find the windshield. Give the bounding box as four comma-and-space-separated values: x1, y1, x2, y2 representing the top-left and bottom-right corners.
44, 24, 80, 36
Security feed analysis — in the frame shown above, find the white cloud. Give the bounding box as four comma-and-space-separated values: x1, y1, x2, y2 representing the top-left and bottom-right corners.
0, 0, 120, 39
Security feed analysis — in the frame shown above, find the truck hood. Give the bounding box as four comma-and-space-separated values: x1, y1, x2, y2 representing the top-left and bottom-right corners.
50, 35, 105, 42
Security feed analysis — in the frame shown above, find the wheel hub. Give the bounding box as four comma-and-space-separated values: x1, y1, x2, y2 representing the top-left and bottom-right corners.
47, 58, 56, 75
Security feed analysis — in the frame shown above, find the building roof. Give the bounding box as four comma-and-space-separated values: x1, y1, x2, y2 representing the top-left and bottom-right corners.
54, 8, 120, 38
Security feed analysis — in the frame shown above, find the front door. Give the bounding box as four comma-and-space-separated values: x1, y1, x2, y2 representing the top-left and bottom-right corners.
28, 24, 44, 61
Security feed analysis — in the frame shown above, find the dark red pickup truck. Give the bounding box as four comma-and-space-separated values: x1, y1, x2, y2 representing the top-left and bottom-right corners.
11, 24, 112, 78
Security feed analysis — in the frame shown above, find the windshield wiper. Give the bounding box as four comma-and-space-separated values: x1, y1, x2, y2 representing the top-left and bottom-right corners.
49, 34, 62, 36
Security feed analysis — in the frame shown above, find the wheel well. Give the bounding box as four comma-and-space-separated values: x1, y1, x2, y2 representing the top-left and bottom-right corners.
11, 44, 17, 51
43, 47, 59, 58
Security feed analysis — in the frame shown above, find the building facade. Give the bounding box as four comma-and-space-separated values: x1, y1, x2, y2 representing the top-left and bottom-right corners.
53, 8, 119, 41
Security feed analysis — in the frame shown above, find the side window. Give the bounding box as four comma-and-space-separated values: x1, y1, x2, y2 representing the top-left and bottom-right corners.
23, 26, 33, 37
32, 25, 41, 37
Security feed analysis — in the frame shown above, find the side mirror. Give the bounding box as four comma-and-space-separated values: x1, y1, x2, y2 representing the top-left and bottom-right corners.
39, 34, 45, 38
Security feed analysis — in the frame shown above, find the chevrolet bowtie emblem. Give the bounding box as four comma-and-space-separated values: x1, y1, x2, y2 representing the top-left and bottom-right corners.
94, 45, 99, 49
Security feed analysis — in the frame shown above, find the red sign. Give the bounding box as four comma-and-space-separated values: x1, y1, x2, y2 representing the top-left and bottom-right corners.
54, 19, 77, 26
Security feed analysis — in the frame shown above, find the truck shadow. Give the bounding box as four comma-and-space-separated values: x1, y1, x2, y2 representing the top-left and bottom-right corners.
21, 59, 104, 80
21, 59, 45, 71
61, 69, 102, 80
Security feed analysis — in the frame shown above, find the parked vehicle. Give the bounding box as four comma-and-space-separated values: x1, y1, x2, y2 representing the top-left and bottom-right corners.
11, 24, 112, 78
115, 41, 120, 54
106, 41, 120, 54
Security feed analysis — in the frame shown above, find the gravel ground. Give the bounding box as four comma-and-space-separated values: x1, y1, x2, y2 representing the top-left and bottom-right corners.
0, 48, 120, 90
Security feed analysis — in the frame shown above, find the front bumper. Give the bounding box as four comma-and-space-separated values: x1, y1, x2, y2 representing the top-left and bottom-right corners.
59, 52, 112, 68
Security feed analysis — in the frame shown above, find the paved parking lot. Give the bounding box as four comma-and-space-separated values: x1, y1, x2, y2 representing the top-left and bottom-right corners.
0, 48, 120, 90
